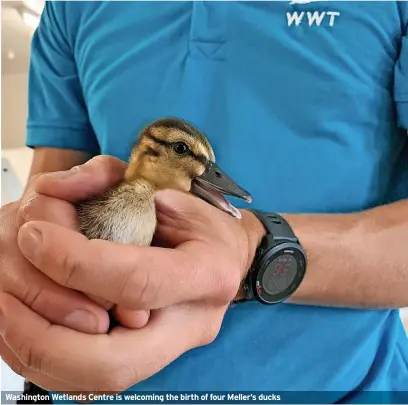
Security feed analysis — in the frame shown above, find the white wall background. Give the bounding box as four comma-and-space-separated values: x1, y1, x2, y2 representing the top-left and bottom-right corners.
2, 73, 29, 149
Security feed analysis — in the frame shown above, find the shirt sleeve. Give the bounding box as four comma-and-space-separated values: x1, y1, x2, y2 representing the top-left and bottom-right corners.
26, 2, 100, 154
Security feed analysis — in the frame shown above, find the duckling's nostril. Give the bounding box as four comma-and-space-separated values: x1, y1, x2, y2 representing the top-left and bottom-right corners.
215, 171, 222, 178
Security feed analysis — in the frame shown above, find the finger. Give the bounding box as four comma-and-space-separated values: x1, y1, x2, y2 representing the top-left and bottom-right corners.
13, 263, 110, 334
0, 292, 113, 390
34, 156, 127, 203
155, 189, 211, 232
0, 339, 29, 382
85, 293, 114, 311
0, 340, 83, 394
14, 172, 104, 332
154, 189, 226, 245
0, 213, 109, 335
17, 192, 79, 230
112, 306, 150, 329
21, 164, 124, 314
0, 293, 200, 392
2, 338, 111, 404
16, 188, 109, 332
17, 221, 222, 309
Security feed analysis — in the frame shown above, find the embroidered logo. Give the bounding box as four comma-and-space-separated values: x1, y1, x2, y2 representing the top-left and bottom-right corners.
287, 0, 341, 27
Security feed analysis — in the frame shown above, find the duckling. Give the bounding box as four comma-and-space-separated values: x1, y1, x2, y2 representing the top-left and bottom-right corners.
76, 117, 252, 245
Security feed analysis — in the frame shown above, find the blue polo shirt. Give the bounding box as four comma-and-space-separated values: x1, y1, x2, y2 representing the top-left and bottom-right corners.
27, 1, 408, 403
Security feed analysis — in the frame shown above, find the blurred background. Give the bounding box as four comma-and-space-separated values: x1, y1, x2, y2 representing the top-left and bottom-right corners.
0, 0, 407, 398
2, 0, 42, 203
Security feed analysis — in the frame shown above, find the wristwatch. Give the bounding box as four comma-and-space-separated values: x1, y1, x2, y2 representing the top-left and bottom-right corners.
242, 211, 307, 304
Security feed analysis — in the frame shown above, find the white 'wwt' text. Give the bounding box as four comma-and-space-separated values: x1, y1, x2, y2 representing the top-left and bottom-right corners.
287, 11, 341, 27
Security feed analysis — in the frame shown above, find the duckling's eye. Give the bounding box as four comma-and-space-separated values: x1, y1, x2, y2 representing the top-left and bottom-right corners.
173, 142, 189, 155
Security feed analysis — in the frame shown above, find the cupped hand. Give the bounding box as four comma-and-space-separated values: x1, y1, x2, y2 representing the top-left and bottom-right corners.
27, 156, 164, 328
0, 160, 129, 391
2, 177, 264, 394
0, 289, 226, 395
19, 181, 264, 312
1, 171, 114, 333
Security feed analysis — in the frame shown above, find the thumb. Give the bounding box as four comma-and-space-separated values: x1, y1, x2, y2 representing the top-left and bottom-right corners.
34, 156, 127, 203
154, 188, 213, 224
154, 189, 213, 244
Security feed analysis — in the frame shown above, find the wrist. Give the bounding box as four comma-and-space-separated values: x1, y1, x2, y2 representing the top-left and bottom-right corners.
242, 210, 267, 265
234, 210, 267, 301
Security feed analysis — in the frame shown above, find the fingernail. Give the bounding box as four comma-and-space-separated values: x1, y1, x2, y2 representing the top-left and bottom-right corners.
47, 166, 79, 179
63, 310, 99, 333
19, 227, 42, 260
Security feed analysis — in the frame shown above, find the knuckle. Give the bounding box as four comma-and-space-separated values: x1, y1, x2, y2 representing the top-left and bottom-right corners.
24, 286, 43, 309
16, 341, 42, 371
86, 155, 125, 179
29, 173, 43, 184
90, 155, 115, 166
86, 156, 117, 175
82, 155, 123, 186
122, 266, 160, 309
57, 252, 81, 287
0, 342, 27, 378
17, 194, 41, 227
23, 174, 42, 193
0, 205, 19, 250
7, 359, 26, 378
135, 269, 153, 307
117, 267, 139, 306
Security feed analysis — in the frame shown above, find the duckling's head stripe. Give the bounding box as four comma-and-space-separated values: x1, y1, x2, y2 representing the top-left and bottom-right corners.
145, 133, 208, 166
151, 117, 203, 139
148, 117, 215, 162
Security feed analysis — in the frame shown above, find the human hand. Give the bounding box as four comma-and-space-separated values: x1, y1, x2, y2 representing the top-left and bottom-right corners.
24, 156, 163, 328
0, 171, 115, 332
19, 175, 266, 313
4, 177, 265, 393
0, 164, 121, 390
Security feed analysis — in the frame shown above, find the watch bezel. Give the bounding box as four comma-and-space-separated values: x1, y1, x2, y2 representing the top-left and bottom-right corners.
251, 241, 307, 305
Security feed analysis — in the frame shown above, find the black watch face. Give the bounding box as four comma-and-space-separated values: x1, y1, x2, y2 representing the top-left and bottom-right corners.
262, 254, 298, 295
253, 244, 306, 304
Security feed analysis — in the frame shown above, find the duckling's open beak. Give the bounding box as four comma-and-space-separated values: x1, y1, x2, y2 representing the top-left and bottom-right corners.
191, 162, 252, 219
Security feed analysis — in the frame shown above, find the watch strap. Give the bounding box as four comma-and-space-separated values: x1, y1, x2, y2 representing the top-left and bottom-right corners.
251, 211, 298, 243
